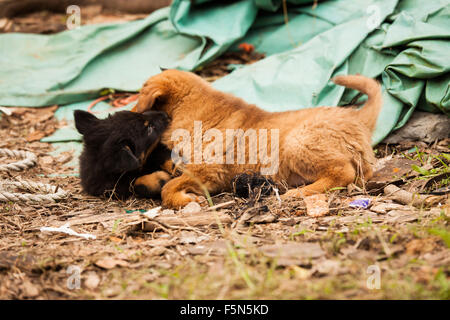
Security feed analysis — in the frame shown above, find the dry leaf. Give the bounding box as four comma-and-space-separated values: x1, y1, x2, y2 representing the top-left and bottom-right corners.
413, 266, 439, 284
95, 258, 129, 269
26, 130, 46, 142
406, 237, 438, 255
109, 236, 123, 243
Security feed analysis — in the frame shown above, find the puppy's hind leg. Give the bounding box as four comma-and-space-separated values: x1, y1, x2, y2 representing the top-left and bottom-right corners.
282, 162, 356, 199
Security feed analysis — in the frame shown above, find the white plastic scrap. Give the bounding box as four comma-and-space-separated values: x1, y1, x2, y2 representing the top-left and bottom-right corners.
40, 223, 96, 240
0, 107, 12, 116
273, 187, 282, 206
143, 206, 161, 219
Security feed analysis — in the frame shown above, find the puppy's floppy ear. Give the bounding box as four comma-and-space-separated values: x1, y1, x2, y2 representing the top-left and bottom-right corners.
142, 110, 169, 122
142, 110, 170, 133
74, 110, 99, 135
133, 83, 164, 113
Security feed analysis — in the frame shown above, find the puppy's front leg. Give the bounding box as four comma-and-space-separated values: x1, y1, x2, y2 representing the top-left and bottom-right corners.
134, 171, 171, 198
160, 174, 207, 209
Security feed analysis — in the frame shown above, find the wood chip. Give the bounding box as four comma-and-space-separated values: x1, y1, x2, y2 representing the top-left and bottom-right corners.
21, 281, 39, 298
304, 194, 329, 217
187, 240, 228, 256
370, 202, 411, 214
385, 210, 418, 224
139, 211, 233, 232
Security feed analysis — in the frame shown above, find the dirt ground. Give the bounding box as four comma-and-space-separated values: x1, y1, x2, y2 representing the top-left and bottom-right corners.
0, 8, 449, 300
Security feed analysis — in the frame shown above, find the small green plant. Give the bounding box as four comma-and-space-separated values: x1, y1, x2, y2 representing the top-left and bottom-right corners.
111, 218, 121, 234
434, 268, 450, 300
427, 227, 450, 248
99, 88, 115, 96
290, 228, 313, 240
389, 233, 399, 244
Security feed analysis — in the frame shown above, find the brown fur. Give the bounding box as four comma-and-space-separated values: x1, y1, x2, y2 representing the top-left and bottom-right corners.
132, 70, 382, 209
134, 170, 171, 195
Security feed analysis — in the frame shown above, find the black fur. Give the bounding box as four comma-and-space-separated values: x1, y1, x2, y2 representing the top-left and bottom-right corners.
231, 172, 277, 199
74, 110, 170, 199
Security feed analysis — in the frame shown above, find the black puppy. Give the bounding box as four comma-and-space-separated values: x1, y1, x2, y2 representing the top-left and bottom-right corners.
74, 110, 172, 199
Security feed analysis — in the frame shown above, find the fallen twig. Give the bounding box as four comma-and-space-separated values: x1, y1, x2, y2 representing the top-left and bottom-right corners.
384, 184, 428, 207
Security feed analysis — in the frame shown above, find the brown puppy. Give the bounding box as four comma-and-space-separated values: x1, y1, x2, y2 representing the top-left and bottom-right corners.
132, 70, 382, 209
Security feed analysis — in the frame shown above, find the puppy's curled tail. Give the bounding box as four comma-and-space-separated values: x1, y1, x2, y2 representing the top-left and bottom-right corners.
332, 74, 382, 132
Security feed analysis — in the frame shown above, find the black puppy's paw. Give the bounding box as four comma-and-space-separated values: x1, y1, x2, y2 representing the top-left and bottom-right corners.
134, 171, 171, 198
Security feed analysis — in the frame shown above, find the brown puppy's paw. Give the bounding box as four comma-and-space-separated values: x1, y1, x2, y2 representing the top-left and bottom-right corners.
162, 191, 201, 209
134, 171, 171, 198
160, 174, 209, 209
281, 186, 324, 200
186, 194, 208, 207
281, 188, 307, 199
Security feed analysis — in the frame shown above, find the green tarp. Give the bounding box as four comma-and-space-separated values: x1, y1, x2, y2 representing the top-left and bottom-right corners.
0, 0, 449, 168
